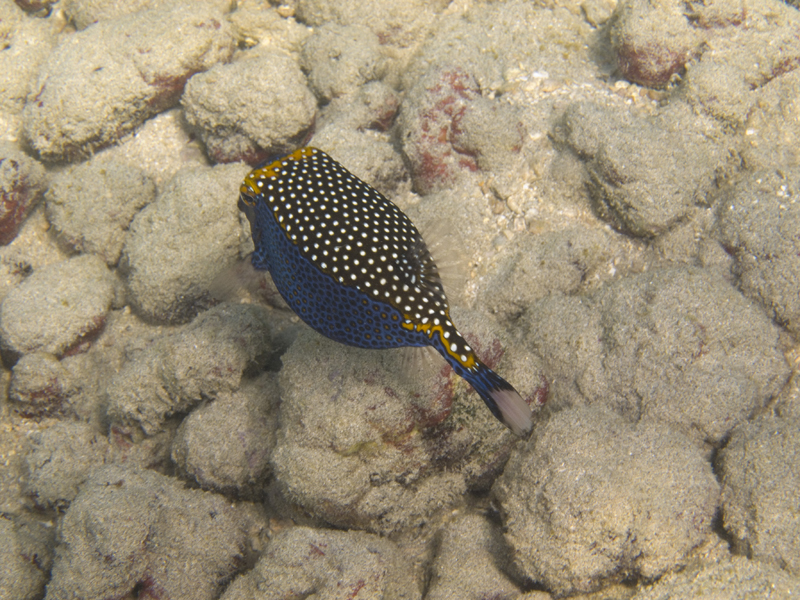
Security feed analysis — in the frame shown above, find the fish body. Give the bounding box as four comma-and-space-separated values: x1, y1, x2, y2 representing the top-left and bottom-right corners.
239, 147, 532, 436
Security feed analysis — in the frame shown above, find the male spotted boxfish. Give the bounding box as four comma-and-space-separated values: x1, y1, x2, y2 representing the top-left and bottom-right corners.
238, 147, 532, 437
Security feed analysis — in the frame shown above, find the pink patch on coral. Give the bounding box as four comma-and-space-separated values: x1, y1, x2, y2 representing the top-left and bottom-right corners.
404, 68, 482, 193
364, 94, 399, 132
408, 363, 455, 430
0, 157, 44, 245
616, 41, 688, 88
14, 377, 68, 420
528, 374, 549, 407
62, 315, 107, 357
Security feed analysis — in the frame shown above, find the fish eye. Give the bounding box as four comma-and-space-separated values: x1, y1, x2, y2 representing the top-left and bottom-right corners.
238, 194, 257, 214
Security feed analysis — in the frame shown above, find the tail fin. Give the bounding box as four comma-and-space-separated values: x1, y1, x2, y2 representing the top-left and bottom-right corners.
467, 362, 533, 437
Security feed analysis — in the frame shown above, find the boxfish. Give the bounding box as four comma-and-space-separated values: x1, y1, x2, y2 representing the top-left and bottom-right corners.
239, 147, 532, 436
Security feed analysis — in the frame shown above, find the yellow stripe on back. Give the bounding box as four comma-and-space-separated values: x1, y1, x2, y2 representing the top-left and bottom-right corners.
240, 147, 317, 198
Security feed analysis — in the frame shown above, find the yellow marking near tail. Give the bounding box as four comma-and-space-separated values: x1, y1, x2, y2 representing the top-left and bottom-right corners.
401, 315, 477, 368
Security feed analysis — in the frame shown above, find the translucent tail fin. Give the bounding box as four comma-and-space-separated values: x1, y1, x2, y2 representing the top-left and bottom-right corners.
467, 362, 533, 437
